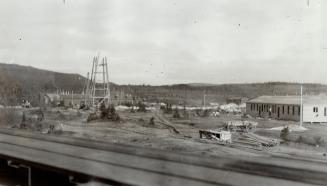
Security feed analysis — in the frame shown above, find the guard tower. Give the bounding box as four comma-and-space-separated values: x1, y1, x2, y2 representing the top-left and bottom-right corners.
86, 55, 111, 107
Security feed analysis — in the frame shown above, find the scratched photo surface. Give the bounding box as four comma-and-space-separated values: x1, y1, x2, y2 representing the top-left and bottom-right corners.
0, 1, 326, 186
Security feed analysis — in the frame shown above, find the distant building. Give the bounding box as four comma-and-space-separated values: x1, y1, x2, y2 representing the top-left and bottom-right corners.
60, 94, 87, 107
45, 93, 60, 105
246, 96, 327, 123
226, 97, 248, 105
58, 91, 136, 107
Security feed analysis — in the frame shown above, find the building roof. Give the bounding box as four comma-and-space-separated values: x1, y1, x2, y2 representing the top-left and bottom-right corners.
246, 96, 327, 105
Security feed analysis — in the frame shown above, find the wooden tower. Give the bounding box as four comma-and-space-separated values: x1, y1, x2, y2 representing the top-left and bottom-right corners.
86, 55, 111, 107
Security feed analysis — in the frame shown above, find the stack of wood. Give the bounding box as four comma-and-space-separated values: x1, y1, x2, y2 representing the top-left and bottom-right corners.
224, 120, 258, 133
244, 133, 279, 147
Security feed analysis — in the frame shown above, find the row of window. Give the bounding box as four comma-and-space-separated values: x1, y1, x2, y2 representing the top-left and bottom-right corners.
250, 104, 327, 117
250, 103, 300, 116
313, 107, 327, 116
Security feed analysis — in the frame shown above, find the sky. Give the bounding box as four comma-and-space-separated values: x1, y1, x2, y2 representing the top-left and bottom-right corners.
0, 0, 326, 85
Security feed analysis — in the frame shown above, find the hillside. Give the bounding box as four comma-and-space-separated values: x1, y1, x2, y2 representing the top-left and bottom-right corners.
118, 82, 327, 105
1, 63, 327, 106
0, 63, 86, 91
0, 63, 86, 105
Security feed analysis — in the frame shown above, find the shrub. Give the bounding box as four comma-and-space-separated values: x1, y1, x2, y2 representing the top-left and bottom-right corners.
296, 135, 304, 143
149, 117, 155, 126
173, 108, 181, 118
87, 113, 98, 123
164, 103, 172, 114
99, 102, 108, 119
314, 136, 325, 146
280, 126, 290, 141
137, 102, 147, 112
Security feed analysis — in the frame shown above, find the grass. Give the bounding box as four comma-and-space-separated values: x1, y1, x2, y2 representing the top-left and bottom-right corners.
0, 108, 21, 127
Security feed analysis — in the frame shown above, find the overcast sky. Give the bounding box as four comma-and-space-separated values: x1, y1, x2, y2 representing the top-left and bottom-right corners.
0, 0, 326, 85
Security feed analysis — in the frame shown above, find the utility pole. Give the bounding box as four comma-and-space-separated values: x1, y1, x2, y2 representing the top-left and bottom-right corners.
72, 90, 74, 107
184, 86, 187, 106
300, 85, 303, 126
203, 90, 206, 109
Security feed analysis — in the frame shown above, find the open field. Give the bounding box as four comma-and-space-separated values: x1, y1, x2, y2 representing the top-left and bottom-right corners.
2, 106, 327, 161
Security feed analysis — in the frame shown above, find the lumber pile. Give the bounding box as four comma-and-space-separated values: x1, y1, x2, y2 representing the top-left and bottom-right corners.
243, 133, 279, 147
224, 120, 258, 133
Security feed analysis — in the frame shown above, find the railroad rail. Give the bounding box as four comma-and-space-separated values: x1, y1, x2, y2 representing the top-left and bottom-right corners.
0, 129, 326, 185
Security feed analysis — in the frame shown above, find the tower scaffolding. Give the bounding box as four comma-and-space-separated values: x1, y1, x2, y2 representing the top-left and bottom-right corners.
86, 55, 111, 107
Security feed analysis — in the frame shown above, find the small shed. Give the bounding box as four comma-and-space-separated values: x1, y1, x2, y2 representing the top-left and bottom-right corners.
199, 130, 232, 142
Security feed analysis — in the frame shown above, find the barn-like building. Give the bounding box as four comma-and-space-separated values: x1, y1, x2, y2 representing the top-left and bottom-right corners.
246, 96, 327, 123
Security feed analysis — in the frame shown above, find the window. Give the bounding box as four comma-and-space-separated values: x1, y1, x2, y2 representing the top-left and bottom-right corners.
313, 107, 318, 113
298, 106, 300, 116
292, 106, 295, 115
287, 106, 290, 114
324, 107, 327, 116
282, 106, 284, 114
273, 105, 276, 113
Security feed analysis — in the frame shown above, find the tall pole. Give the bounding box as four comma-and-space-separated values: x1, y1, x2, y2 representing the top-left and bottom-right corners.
203, 90, 206, 109
72, 90, 74, 107
106, 57, 111, 105
300, 85, 303, 126
184, 86, 187, 106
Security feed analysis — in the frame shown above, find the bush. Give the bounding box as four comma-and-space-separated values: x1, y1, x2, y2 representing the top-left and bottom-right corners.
88, 104, 120, 122
99, 102, 108, 119
314, 136, 325, 146
149, 117, 155, 126
296, 135, 304, 143
122, 102, 132, 107
87, 113, 98, 123
164, 103, 172, 114
173, 108, 181, 118
137, 102, 147, 112
201, 109, 211, 117
280, 127, 290, 141
107, 105, 120, 121
182, 106, 189, 119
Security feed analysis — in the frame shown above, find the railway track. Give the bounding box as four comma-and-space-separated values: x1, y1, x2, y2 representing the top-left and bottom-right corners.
0, 129, 326, 185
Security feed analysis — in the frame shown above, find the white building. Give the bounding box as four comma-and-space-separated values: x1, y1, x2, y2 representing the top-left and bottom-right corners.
246, 96, 327, 123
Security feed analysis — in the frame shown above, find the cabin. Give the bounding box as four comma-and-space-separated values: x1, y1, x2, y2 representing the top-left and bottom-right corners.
246, 96, 327, 123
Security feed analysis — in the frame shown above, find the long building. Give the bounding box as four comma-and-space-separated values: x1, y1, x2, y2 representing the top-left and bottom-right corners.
246, 96, 327, 123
